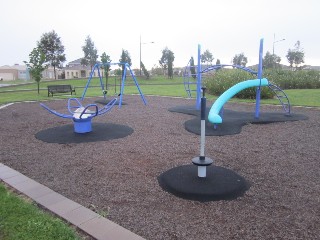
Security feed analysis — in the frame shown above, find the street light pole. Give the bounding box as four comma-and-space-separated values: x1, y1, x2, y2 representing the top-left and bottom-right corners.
273, 33, 285, 55
139, 35, 154, 76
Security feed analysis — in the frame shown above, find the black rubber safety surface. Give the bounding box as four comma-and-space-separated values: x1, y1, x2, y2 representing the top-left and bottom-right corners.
35, 122, 133, 143
169, 105, 308, 136
158, 164, 250, 202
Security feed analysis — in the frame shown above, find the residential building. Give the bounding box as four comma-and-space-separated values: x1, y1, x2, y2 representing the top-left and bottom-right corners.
64, 58, 104, 79
0, 64, 30, 81
0, 64, 59, 81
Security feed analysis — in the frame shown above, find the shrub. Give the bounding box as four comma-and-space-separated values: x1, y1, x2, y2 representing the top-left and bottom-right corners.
204, 68, 320, 99
204, 69, 274, 99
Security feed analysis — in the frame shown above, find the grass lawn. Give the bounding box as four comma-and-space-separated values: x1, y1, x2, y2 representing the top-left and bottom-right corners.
0, 183, 82, 240
1, 77, 319, 107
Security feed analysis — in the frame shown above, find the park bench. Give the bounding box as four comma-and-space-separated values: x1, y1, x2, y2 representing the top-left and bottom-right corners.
47, 85, 76, 97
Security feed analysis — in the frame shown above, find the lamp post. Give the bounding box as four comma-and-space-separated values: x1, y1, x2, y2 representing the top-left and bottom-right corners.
272, 34, 285, 55
140, 35, 154, 76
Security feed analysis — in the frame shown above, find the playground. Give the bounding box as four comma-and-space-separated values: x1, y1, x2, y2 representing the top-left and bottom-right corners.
1, 95, 319, 239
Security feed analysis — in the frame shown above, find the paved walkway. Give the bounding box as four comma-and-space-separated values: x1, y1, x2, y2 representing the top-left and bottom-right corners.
0, 163, 145, 240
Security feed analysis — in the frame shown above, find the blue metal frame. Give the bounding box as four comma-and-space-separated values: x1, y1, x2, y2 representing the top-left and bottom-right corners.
81, 62, 147, 108
195, 39, 265, 116
40, 97, 117, 134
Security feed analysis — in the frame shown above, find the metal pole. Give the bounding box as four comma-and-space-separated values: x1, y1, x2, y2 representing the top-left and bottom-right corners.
192, 87, 213, 178
273, 33, 275, 55
139, 35, 142, 76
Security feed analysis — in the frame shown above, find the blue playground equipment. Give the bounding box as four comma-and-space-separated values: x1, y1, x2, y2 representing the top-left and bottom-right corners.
183, 39, 291, 121
40, 98, 117, 133
81, 62, 147, 108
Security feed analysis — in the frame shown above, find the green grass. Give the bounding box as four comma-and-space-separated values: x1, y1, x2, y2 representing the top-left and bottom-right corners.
1, 76, 319, 107
0, 183, 81, 240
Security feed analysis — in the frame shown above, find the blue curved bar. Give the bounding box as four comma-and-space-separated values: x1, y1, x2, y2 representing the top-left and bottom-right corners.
40, 103, 73, 119
201, 64, 258, 75
208, 78, 269, 124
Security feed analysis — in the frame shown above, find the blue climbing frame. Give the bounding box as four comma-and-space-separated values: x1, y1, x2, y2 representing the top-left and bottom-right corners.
195, 39, 264, 119
81, 62, 147, 108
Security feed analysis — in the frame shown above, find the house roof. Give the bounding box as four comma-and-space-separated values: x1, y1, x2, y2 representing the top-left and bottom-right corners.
0, 65, 27, 71
64, 65, 91, 70
68, 58, 83, 65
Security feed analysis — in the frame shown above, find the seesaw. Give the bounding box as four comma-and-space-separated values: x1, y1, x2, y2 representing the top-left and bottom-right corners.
40, 98, 117, 133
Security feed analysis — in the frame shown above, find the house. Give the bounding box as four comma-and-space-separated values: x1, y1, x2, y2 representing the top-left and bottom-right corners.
0, 64, 30, 81
64, 58, 101, 79
0, 64, 59, 81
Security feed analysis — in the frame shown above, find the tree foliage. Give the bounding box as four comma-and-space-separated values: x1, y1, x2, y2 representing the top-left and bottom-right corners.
81, 35, 98, 70
286, 41, 305, 70
232, 53, 248, 67
159, 47, 175, 78
201, 49, 214, 66
37, 30, 66, 79
100, 52, 112, 90
140, 61, 150, 79
263, 51, 281, 69
24, 47, 48, 94
119, 49, 132, 77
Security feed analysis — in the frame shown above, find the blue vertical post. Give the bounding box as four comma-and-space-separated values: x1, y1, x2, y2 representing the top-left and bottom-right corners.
81, 63, 98, 101
128, 65, 147, 106
96, 64, 106, 100
255, 38, 264, 118
119, 64, 127, 108
196, 44, 202, 110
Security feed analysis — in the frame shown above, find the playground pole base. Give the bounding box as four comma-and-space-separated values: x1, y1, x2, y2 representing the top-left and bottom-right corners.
158, 165, 249, 202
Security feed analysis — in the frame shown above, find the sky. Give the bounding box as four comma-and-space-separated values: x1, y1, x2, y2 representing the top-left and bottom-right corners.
1, 0, 320, 70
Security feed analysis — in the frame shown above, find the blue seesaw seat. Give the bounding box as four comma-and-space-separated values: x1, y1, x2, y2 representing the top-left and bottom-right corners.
40, 98, 117, 133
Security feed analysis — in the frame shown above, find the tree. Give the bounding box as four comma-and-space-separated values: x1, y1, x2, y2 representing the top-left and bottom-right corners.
140, 61, 150, 79
190, 57, 196, 79
201, 49, 214, 66
100, 52, 112, 90
37, 30, 66, 79
216, 59, 221, 71
81, 35, 98, 71
24, 47, 48, 94
119, 49, 132, 77
159, 47, 175, 78
286, 41, 305, 70
232, 53, 248, 67
263, 51, 281, 69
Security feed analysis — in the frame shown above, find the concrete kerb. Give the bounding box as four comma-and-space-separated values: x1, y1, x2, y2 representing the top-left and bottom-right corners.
0, 163, 145, 240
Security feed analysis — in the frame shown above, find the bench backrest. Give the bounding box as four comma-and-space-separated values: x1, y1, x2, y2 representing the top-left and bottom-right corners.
48, 85, 72, 92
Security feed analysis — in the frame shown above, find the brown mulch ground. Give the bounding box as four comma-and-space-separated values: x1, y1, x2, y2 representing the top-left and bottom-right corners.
1, 95, 319, 240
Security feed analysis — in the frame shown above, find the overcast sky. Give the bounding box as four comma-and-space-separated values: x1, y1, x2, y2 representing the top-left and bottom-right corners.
1, 0, 319, 69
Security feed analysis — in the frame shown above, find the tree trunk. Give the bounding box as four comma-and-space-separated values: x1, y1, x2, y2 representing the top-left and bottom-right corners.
54, 66, 57, 80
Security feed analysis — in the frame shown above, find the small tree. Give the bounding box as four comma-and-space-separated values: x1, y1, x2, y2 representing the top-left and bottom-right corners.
159, 47, 175, 79
81, 35, 98, 71
190, 57, 196, 79
37, 30, 66, 79
216, 59, 221, 71
24, 47, 47, 94
201, 49, 214, 66
232, 53, 248, 67
286, 41, 305, 70
119, 49, 132, 77
263, 51, 281, 69
100, 52, 112, 89
140, 61, 150, 79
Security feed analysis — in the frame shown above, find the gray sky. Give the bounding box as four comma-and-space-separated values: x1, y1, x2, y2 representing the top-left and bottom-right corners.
1, 0, 319, 69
